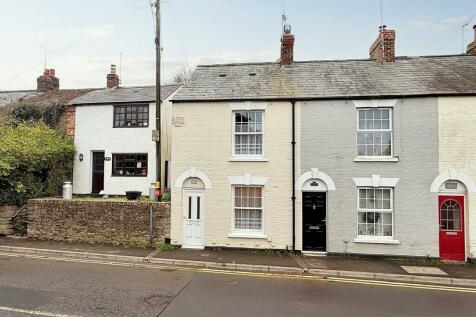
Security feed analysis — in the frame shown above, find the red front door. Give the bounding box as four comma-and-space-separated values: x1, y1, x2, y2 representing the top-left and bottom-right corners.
439, 195, 465, 261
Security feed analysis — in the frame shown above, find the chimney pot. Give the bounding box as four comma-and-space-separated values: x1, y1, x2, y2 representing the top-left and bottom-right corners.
369, 26, 396, 63
280, 26, 295, 65
466, 25, 476, 56
107, 64, 120, 88
37, 69, 59, 92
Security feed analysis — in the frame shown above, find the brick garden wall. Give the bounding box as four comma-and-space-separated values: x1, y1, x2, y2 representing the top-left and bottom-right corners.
27, 198, 170, 245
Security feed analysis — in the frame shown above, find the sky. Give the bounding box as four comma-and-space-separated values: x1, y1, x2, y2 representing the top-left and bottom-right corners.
0, 0, 475, 90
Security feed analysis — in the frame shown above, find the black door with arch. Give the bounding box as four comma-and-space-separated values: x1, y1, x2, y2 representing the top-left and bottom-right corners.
302, 192, 327, 251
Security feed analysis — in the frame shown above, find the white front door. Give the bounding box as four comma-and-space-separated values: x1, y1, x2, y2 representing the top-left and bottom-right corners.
182, 190, 205, 249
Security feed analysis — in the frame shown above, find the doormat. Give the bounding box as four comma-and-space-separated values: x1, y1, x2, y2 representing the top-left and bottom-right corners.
400, 266, 448, 276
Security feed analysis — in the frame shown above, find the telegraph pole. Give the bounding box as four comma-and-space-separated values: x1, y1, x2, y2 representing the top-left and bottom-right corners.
155, 0, 162, 193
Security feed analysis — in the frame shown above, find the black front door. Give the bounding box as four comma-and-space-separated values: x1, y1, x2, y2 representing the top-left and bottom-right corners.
302, 192, 326, 251
91, 151, 105, 194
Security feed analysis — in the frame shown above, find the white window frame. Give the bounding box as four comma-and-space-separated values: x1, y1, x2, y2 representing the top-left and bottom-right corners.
356, 107, 393, 159
230, 185, 265, 237
231, 110, 265, 160
356, 187, 395, 241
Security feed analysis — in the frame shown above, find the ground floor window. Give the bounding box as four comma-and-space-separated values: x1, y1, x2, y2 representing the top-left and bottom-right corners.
112, 153, 148, 176
357, 188, 393, 237
233, 186, 263, 231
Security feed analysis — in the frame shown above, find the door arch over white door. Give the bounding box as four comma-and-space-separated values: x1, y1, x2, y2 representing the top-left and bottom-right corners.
182, 189, 205, 249
175, 168, 211, 249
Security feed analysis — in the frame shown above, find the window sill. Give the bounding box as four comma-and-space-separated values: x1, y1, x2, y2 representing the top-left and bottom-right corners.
228, 232, 268, 239
354, 238, 400, 245
354, 157, 399, 162
229, 157, 268, 162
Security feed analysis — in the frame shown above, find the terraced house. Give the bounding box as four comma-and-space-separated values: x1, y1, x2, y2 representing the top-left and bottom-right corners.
170, 25, 476, 262
68, 66, 181, 195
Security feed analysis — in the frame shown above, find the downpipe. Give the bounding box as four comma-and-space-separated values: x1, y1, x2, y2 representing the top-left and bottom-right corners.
291, 99, 296, 253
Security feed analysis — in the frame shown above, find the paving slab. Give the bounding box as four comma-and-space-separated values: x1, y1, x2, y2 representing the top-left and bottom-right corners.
401, 266, 448, 276
155, 249, 299, 268
0, 237, 151, 257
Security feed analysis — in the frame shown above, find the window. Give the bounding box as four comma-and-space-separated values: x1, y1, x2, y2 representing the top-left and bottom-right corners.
233, 111, 263, 157
113, 104, 149, 127
233, 186, 263, 231
112, 154, 148, 176
440, 200, 461, 231
357, 188, 393, 237
357, 108, 392, 157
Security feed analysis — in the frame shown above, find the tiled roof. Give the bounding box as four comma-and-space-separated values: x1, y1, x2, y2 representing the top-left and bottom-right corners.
172, 55, 476, 101
0, 89, 95, 126
69, 84, 182, 105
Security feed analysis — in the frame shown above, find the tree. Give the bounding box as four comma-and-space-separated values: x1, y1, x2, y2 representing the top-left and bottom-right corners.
0, 122, 74, 206
172, 66, 195, 84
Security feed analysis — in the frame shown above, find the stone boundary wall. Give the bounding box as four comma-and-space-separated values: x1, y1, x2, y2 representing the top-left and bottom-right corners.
27, 198, 170, 245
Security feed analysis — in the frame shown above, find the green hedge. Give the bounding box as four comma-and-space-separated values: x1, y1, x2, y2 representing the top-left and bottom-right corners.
0, 122, 74, 206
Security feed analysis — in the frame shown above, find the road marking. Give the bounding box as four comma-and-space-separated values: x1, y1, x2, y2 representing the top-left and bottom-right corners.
1, 252, 476, 294
0, 305, 82, 317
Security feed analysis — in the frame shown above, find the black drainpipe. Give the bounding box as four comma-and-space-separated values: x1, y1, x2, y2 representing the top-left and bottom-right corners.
291, 99, 296, 252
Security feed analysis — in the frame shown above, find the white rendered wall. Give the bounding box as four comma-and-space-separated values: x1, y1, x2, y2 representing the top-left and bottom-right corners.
73, 103, 157, 195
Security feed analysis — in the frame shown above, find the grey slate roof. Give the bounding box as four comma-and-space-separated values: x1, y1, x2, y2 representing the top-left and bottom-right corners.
69, 84, 181, 105
0, 90, 38, 108
172, 55, 476, 102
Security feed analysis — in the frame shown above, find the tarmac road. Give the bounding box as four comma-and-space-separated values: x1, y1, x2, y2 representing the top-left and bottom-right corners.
0, 255, 475, 317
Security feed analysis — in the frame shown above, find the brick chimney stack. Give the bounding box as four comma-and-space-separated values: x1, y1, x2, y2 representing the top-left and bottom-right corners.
37, 69, 59, 92
280, 24, 294, 65
106, 64, 120, 89
369, 26, 396, 63
467, 25, 476, 56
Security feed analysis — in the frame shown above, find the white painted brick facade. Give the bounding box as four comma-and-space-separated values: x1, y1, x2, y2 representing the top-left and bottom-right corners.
438, 96, 476, 259
300, 98, 440, 257
170, 101, 300, 249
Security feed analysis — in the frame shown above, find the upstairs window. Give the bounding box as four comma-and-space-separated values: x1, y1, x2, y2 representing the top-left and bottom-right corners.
112, 154, 148, 176
233, 111, 263, 157
357, 108, 392, 157
114, 104, 149, 128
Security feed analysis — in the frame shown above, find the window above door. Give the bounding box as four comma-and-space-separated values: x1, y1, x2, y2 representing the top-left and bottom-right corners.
113, 104, 149, 128
231, 110, 265, 160
356, 108, 393, 157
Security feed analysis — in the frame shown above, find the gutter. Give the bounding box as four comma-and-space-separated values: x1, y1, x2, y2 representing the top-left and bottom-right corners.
170, 92, 476, 104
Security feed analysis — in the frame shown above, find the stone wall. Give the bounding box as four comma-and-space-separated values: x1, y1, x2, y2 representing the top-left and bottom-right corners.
0, 206, 17, 235
27, 198, 170, 245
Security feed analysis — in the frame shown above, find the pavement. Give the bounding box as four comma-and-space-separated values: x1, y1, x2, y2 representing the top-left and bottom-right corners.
1, 255, 476, 317
1, 237, 476, 287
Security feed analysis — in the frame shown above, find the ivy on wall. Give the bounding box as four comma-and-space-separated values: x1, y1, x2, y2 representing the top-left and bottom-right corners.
0, 122, 74, 206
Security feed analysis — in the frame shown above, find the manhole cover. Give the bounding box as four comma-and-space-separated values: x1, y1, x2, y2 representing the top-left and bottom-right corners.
400, 266, 447, 275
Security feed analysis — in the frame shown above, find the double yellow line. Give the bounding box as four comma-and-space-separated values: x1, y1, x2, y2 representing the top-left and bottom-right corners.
175, 267, 476, 294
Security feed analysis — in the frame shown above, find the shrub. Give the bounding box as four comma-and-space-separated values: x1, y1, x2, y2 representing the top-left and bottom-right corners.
0, 122, 74, 206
